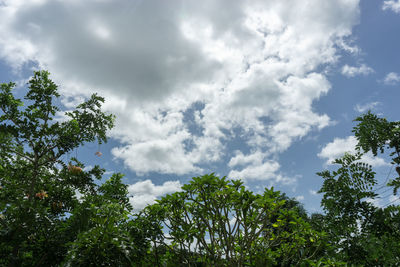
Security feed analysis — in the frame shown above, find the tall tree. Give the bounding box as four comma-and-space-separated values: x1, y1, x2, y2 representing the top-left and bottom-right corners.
317, 153, 377, 263
316, 112, 400, 265
0, 71, 114, 265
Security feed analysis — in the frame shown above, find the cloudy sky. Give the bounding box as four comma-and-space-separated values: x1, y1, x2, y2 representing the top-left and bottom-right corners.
1, 0, 399, 212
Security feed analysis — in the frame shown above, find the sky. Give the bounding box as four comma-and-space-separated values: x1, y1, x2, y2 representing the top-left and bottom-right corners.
0, 0, 400, 213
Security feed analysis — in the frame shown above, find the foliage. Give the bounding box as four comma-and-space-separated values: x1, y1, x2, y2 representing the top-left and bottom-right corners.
1, 71, 400, 265
317, 153, 377, 263
143, 174, 329, 266
315, 112, 400, 265
63, 174, 142, 266
0, 71, 116, 265
353, 111, 400, 193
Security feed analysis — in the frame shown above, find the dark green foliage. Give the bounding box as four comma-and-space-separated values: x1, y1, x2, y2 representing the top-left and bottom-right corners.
63, 174, 140, 266
0, 71, 117, 265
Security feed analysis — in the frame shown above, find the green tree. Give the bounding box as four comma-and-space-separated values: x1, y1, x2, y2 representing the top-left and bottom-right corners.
316, 112, 400, 265
353, 111, 400, 192
317, 153, 377, 263
0, 71, 115, 265
143, 174, 329, 266
63, 173, 152, 266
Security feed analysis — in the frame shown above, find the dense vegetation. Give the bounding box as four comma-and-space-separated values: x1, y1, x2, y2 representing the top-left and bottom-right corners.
1, 71, 399, 266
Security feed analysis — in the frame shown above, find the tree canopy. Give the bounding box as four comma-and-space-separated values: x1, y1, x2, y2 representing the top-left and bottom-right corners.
1, 71, 400, 266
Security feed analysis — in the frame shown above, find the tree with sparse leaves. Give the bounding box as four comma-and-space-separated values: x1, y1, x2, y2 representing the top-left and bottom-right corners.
353, 111, 400, 193
317, 153, 377, 263
315, 112, 400, 265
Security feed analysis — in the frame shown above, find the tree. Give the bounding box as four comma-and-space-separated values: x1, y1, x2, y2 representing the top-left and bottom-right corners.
8, 71, 400, 265
316, 112, 400, 265
353, 111, 400, 193
0, 71, 115, 265
63, 174, 149, 266
317, 153, 377, 263
143, 173, 329, 266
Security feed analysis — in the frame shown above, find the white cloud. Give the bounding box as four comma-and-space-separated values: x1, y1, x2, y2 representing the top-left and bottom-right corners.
318, 136, 389, 167
354, 101, 380, 113
112, 129, 202, 175
228, 150, 266, 168
369, 195, 400, 208
341, 64, 374, 77
365, 197, 382, 208
388, 195, 400, 205
128, 179, 182, 211
228, 150, 295, 184
229, 159, 281, 181
295, 195, 304, 201
335, 37, 360, 54
0, 0, 361, 183
309, 189, 318, 196
383, 72, 400, 85
383, 0, 400, 13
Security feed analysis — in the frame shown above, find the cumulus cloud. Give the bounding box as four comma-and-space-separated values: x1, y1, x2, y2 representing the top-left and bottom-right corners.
354, 101, 380, 113
341, 64, 374, 77
228, 150, 295, 183
383, 72, 400, 85
128, 179, 182, 211
318, 136, 388, 167
0, 0, 361, 183
383, 0, 400, 13
229, 158, 280, 181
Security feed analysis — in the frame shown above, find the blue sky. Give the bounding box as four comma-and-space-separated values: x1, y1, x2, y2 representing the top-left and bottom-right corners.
1, 0, 399, 212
